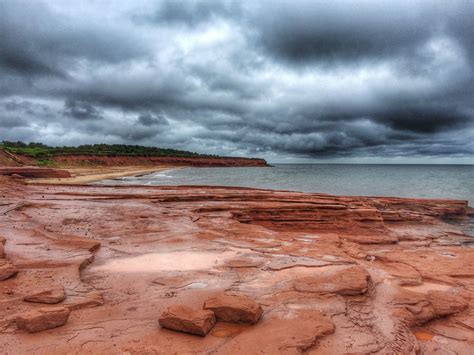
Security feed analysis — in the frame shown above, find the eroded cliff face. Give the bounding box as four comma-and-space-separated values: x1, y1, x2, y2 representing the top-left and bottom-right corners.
50, 155, 269, 167
0, 180, 473, 354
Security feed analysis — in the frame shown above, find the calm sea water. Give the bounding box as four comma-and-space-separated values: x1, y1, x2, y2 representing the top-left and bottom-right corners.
98, 164, 474, 205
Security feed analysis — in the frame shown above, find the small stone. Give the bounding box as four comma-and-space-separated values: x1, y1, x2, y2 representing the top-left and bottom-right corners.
203, 294, 263, 324
16, 307, 70, 333
24, 287, 66, 304
159, 304, 216, 336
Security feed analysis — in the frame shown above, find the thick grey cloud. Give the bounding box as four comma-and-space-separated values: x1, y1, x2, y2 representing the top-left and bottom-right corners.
0, 0, 473, 163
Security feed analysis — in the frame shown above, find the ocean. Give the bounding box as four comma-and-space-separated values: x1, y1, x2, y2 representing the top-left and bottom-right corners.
97, 164, 474, 206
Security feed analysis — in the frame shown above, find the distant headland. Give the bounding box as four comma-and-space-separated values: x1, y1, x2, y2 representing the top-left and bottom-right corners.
0, 141, 269, 169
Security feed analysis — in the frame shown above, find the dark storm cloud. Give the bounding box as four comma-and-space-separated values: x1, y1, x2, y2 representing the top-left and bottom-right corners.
144, 0, 239, 26
250, 1, 474, 65
0, 0, 148, 79
63, 99, 103, 121
0, 0, 473, 162
137, 112, 169, 127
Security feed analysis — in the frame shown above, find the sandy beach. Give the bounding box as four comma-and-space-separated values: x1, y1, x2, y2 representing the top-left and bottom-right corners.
25, 166, 179, 185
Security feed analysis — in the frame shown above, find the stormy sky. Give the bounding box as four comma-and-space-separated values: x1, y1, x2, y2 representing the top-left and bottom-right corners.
1, 0, 474, 163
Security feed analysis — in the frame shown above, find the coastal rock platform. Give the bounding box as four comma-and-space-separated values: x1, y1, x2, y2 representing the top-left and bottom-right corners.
0, 178, 473, 353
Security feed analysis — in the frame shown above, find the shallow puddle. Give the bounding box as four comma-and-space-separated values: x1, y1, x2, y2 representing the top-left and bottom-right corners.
414, 331, 434, 341
92, 250, 237, 273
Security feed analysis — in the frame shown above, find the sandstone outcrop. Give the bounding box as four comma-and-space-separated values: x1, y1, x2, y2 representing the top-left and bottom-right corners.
0, 179, 472, 353
159, 305, 216, 336
203, 294, 263, 324
16, 307, 70, 333
24, 287, 66, 304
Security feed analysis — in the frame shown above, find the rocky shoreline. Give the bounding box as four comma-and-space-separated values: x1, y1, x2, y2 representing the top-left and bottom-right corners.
0, 177, 473, 354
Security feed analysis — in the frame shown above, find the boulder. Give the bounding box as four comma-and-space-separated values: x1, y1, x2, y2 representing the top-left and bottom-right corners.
24, 287, 66, 304
203, 294, 263, 324
294, 265, 370, 295
427, 290, 468, 317
16, 306, 70, 333
0, 259, 18, 281
159, 305, 216, 336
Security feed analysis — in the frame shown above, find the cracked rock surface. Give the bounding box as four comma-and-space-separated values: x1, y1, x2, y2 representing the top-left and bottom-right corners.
0, 177, 473, 354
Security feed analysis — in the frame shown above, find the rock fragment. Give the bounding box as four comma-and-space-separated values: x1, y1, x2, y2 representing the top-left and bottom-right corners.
16, 306, 70, 333
203, 294, 263, 324
24, 287, 66, 304
159, 304, 216, 336
0, 259, 18, 281
427, 290, 468, 316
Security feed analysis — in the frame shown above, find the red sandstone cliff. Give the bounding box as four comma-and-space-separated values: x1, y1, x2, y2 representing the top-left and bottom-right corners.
50, 154, 269, 167
0, 148, 269, 168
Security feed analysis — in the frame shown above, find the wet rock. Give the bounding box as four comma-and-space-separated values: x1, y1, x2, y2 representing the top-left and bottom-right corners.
427, 290, 468, 316
24, 287, 66, 304
159, 304, 216, 336
0, 259, 18, 281
294, 265, 370, 295
204, 294, 263, 324
16, 306, 70, 333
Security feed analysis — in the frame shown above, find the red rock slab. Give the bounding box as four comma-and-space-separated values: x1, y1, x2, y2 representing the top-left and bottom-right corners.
0, 167, 71, 179
16, 306, 70, 333
294, 265, 370, 295
159, 305, 216, 336
0, 259, 18, 281
204, 294, 263, 324
218, 311, 335, 353
24, 287, 66, 304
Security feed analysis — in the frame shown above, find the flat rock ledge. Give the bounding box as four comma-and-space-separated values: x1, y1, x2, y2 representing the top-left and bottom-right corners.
294, 265, 370, 295
159, 305, 216, 336
16, 307, 70, 333
24, 288, 66, 304
204, 294, 263, 324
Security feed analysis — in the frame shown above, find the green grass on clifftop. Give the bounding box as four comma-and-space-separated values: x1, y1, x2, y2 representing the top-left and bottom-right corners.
0, 141, 258, 160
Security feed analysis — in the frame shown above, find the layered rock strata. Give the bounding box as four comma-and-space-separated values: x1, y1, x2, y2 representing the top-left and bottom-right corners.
0, 179, 472, 353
